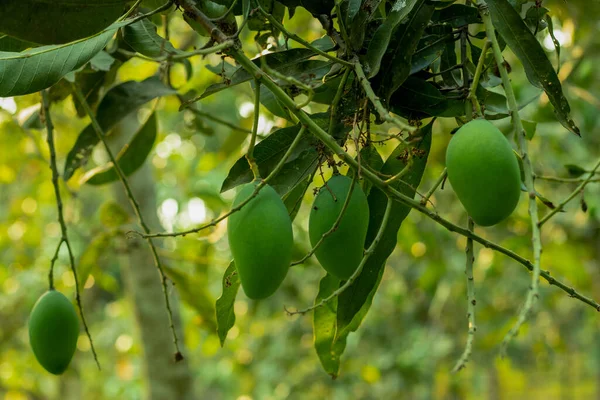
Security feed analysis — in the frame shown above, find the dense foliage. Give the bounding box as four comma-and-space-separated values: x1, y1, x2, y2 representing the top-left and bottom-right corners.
1, 0, 599, 398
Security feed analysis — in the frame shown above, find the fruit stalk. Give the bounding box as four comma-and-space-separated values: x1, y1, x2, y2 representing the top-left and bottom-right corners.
72, 84, 184, 360
41, 90, 100, 369
287, 196, 392, 315
477, 0, 543, 350
246, 79, 261, 179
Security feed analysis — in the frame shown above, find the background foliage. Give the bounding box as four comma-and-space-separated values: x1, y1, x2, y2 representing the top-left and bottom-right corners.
1, 0, 600, 398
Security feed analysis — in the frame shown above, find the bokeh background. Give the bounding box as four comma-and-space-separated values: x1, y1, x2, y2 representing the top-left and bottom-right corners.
1, 0, 600, 398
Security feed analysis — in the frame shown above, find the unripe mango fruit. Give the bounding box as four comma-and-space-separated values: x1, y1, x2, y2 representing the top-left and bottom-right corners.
309, 175, 370, 280
29, 290, 79, 375
446, 119, 521, 226
227, 181, 293, 299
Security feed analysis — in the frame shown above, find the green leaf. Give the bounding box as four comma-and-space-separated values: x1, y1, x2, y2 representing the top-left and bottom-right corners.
335, 121, 432, 340
565, 164, 587, 178
432, 4, 481, 28
410, 34, 450, 74
313, 273, 346, 378
0, 34, 37, 52
80, 112, 158, 185
374, 1, 436, 102
99, 201, 131, 228
63, 77, 175, 180
365, 0, 421, 77
283, 174, 312, 221
0, 26, 116, 96
0, 0, 127, 45
390, 76, 464, 118
346, 0, 363, 24
348, 145, 384, 196
221, 114, 332, 195
163, 264, 217, 333
201, 49, 317, 99
522, 119, 537, 140
486, 0, 579, 135
216, 262, 240, 346
123, 19, 192, 78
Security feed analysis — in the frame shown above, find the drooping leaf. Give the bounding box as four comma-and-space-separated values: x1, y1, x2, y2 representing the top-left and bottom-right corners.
216, 262, 240, 346
283, 174, 313, 221
346, 0, 363, 24
80, 112, 158, 185
390, 76, 464, 118
221, 114, 331, 195
313, 273, 346, 378
365, 0, 420, 77
63, 77, 175, 180
123, 19, 193, 78
410, 34, 451, 75
348, 145, 385, 196
486, 0, 579, 135
374, 1, 436, 102
0, 0, 128, 45
335, 121, 432, 340
0, 26, 117, 96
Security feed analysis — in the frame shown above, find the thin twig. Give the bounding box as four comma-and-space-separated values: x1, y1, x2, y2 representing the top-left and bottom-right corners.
135, 126, 307, 238
254, 6, 352, 67
71, 84, 184, 361
468, 40, 490, 117
246, 79, 261, 179
41, 90, 101, 370
452, 217, 476, 372
538, 158, 600, 226
117, 40, 234, 62
420, 168, 447, 205
353, 61, 415, 134
286, 196, 393, 315
534, 174, 600, 183
477, 1, 543, 351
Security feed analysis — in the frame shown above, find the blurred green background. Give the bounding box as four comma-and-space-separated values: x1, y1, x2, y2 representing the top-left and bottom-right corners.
1, 0, 600, 398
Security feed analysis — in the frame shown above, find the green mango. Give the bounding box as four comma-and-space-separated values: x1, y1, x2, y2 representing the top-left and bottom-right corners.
446, 119, 522, 226
227, 181, 293, 299
29, 290, 79, 375
309, 174, 370, 280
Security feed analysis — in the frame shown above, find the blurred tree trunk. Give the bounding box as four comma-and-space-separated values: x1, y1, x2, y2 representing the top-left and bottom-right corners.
113, 118, 195, 400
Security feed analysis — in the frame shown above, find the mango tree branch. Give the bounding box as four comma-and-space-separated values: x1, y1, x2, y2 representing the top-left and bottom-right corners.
452, 217, 476, 373
71, 84, 184, 361
477, 0, 543, 350
538, 158, 600, 226
41, 90, 100, 370
173, 0, 600, 313
286, 195, 393, 315
468, 40, 490, 117
353, 61, 415, 134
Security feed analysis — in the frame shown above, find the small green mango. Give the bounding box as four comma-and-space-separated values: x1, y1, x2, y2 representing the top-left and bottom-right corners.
309, 175, 370, 280
227, 181, 293, 299
29, 290, 79, 375
446, 119, 521, 226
